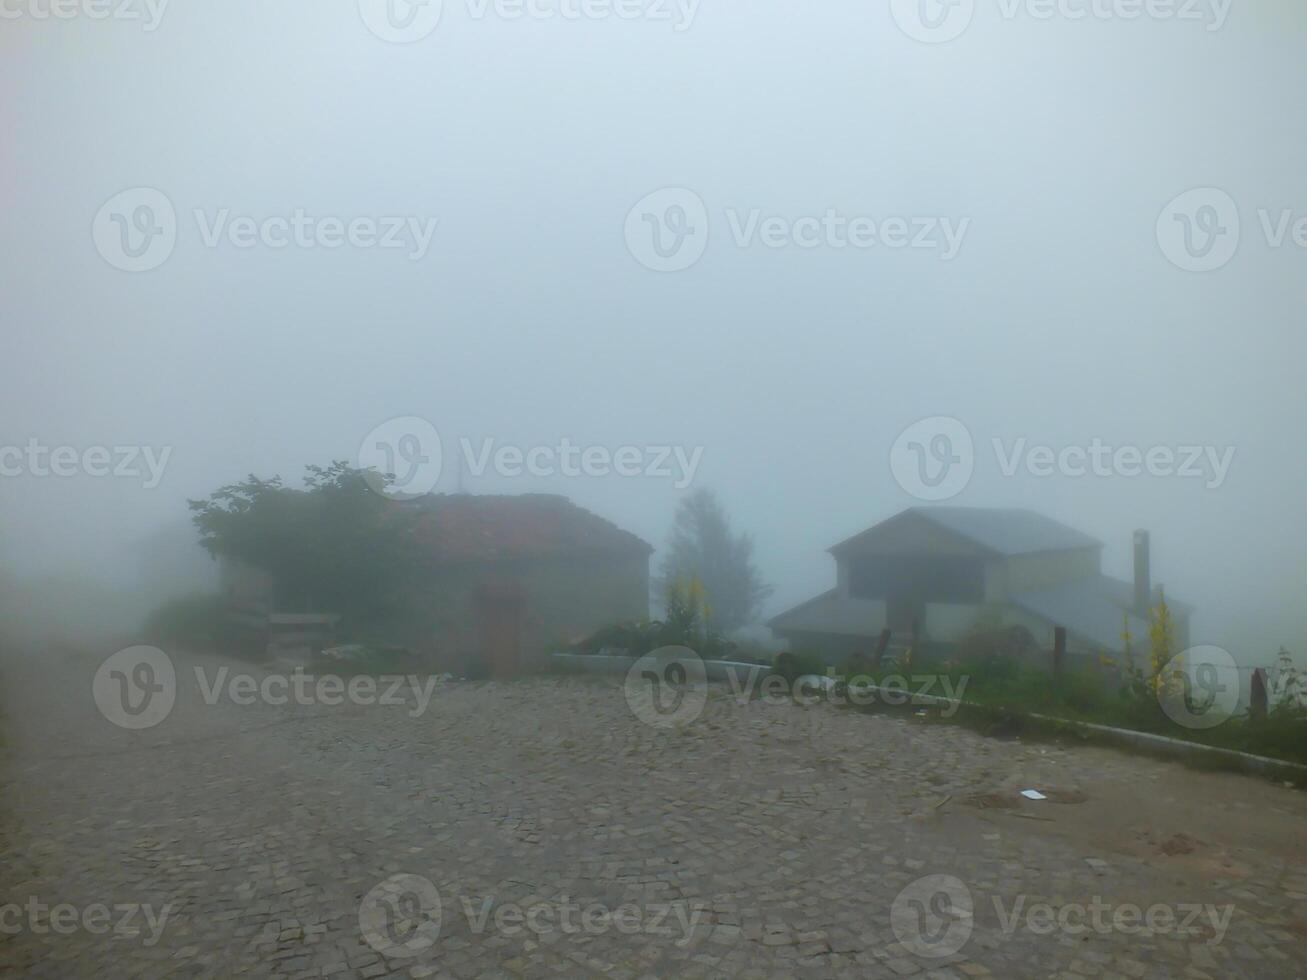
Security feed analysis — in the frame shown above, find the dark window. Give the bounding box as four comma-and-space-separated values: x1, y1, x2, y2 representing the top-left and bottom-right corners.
849, 555, 983, 603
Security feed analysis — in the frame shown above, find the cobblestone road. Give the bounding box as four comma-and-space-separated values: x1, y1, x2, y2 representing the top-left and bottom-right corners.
2, 647, 1305, 978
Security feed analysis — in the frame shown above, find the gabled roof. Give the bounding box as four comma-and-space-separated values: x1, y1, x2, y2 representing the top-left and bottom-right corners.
767, 590, 889, 636
830, 507, 1102, 558
401, 494, 653, 562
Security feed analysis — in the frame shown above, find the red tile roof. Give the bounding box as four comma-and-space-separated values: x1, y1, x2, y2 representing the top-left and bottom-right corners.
398, 494, 652, 562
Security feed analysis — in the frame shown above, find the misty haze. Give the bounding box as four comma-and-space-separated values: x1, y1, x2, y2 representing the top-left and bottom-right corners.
2, 2, 1305, 978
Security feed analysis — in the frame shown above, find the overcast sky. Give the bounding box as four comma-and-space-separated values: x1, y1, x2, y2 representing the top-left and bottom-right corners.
2, 0, 1304, 660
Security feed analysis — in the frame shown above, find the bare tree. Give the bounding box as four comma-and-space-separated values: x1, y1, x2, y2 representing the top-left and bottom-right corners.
656, 488, 771, 632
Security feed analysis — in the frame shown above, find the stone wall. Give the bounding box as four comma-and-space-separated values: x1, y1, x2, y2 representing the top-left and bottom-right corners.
397, 553, 650, 672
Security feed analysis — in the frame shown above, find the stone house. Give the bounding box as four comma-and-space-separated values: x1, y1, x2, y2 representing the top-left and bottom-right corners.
221, 494, 652, 675
769, 507, 1191, 665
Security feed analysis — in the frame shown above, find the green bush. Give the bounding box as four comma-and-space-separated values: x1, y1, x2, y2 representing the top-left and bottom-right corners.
573, 620, 664, 657
1217, 710, 1307, 765
771, 651, 829, 684
571, 580, 739, 663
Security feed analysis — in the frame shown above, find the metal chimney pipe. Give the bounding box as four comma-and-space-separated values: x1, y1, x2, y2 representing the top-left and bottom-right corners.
1133, 530, 1151, 614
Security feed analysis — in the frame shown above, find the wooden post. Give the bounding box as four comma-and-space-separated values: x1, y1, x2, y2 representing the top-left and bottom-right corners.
1052, 626, 1067, 688
1250, 668, 1269, 720
871, 629, 891, 670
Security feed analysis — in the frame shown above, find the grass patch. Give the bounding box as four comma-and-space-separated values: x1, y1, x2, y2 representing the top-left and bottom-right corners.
830, 656, 1307, 769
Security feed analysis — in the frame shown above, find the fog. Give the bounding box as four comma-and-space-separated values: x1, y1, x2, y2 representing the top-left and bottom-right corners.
3, 0, 1305, 662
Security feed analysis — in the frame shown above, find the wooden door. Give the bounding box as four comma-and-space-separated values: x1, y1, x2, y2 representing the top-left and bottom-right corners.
476, 588, 524, 679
